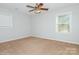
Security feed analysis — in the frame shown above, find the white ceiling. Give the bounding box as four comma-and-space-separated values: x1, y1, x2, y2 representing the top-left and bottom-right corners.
0, 3, 79, 15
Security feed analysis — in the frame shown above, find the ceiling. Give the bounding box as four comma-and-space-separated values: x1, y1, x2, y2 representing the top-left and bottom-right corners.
0, 3, 78, 15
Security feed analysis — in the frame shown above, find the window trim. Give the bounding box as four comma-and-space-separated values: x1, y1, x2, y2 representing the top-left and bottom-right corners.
56, 12, 72, 33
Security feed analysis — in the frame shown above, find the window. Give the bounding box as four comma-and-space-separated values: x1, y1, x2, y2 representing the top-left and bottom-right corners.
56, 12, 72, 33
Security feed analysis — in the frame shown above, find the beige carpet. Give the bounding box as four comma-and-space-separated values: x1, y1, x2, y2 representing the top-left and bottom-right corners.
0, 37, 79, 55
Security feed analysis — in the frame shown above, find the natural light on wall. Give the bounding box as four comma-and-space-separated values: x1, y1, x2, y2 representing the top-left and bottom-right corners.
56, 12, 72, 33
0, 14, 12, 28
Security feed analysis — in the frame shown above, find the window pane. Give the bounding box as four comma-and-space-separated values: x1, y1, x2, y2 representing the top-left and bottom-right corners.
58, 15, 69, 24
57, 24, 70, 32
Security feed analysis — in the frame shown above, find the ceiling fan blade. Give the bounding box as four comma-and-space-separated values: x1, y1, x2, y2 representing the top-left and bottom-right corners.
40, 8, 48, 10
26, 5, 35, 8
29, 9, 34, 12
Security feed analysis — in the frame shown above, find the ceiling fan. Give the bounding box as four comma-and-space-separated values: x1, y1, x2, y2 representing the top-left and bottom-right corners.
26, 3, 48, 13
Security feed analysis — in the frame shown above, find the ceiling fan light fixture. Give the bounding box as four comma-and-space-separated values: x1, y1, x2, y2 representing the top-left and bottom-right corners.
34, 10, 41, 13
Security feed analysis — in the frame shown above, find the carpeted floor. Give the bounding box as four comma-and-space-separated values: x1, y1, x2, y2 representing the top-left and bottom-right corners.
0, 37, 79, 55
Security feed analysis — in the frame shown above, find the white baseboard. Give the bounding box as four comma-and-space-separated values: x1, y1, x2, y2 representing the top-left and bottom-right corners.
32, 35, 79, 45
0, 35, 31, 43
0, 34, 79, 45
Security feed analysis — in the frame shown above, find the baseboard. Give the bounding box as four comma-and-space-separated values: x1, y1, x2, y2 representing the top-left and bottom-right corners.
0, 35, 31, 43
32, 35, 79, 45
0, 34, 79, 45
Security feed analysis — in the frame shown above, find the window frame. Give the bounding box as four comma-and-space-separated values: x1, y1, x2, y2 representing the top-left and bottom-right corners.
56, 12, 72, 33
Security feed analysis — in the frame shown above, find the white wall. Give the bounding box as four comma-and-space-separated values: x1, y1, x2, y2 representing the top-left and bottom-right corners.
0, 8, 31, 42
31, 5, 79, 44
